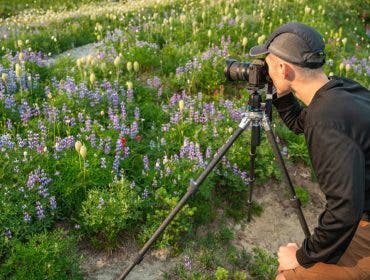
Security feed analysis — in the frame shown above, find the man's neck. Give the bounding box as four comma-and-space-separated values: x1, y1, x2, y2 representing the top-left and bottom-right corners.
292, 73, 330, 106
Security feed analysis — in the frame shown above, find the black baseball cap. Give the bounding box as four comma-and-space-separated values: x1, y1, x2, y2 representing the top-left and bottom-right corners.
249, 22, 326, 69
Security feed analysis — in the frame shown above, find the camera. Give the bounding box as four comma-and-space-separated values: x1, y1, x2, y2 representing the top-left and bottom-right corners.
224, 58, 269, 89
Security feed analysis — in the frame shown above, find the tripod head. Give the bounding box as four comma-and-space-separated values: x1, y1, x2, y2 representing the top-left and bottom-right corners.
247, 81, 275, 122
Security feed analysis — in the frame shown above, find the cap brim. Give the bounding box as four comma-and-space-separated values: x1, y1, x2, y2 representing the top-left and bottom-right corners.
249, 44, 269, 56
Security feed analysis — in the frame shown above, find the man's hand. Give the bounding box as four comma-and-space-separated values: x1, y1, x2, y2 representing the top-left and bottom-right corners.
277, 243, 300, 272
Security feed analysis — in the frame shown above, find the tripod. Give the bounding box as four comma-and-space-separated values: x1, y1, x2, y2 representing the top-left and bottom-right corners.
117, 85, 310, 280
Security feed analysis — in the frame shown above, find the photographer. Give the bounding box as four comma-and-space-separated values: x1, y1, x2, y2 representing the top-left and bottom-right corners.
249, 22, 370, 280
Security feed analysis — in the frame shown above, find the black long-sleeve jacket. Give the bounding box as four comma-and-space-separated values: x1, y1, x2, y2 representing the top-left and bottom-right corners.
272, 76, 370, 267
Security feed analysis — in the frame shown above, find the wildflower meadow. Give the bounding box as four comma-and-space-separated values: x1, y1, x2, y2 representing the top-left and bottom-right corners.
0, 0, 369, 279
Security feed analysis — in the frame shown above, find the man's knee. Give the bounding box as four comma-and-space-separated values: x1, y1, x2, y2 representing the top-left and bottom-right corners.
275, 272, 286, 280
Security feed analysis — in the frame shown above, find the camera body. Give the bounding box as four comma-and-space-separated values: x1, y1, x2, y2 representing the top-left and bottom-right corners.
224, 58, 269, 89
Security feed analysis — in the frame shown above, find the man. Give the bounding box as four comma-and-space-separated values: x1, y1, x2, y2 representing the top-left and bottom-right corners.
249, 22, 370, 279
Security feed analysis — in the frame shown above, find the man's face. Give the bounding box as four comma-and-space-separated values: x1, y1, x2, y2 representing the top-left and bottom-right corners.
265, 54, 291, 96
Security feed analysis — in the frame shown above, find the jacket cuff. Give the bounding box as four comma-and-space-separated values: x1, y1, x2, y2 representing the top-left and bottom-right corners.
296, 247, 314, 268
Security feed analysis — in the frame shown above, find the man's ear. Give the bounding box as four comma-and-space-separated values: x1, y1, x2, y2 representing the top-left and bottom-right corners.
281, 63, 295, 81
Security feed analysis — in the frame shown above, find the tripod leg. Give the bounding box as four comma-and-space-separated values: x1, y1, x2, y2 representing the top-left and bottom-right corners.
262, 114, 311, 238
247, 124, 260, 222
116, 118, 252, 280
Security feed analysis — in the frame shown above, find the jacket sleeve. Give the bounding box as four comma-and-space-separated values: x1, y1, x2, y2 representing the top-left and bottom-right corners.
296, 124, 365, 267
272, 93, 306, 134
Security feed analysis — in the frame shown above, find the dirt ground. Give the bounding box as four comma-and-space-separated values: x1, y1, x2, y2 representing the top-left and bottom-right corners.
80, 163, 326, 280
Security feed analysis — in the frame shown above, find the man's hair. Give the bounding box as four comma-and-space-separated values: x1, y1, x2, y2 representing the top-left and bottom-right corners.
270, 53, 324, 79
293, 64, 324, 79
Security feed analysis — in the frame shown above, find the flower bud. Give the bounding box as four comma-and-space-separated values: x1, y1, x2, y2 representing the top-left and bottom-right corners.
75, 141, 82, 153
242, 37, 248, 47
304, 5, 311, 15
1, 73, 8, 82
345, 64, 351, 72
79, 145, 87, 159
179, 99, 185, 112
86, 55, 93, 66
257, 34, 266, 45
339, 63, 344, 71
19, 52, 25, 61
114, 56, 121, 67
15, 63, 21, 78
133, 61, 139, 72
89, 72, 96, 84
126, 61, 133, 72
126, 81, 133, 90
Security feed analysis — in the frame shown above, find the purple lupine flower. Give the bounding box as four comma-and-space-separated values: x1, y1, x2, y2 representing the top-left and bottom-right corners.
101, 157, 107, 169
134, 107, 140, 120
123, 146, 130, 158
49, 196, 57, 210
85, 116, 92, 132
6, 119, 13, 130
38, 185, 49, 198
120, 101, 126, 121
23, 212, 31, 223
35, 201, 45, 220
4, 228, 12, 239
184, 256, 192, 270
165, 166, 171, 176
4, 95, 16, 109
205, 147, 212, 159
19, 99, 32, 124
153, 76, 161, 88
111, 92, 119, 108
113, 153, 120, 174
127, 88, 133, 101
130, 121, 139, 138
104, 137, 111, 154
142, 188, 149, 199
89, 131, 96, 147
143, 155, 149, 171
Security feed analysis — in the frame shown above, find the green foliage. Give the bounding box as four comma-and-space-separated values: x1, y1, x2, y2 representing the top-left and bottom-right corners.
0, 0, 97, 18
248, 247, 278, 280
0, 165, 58, 244
0, 229, 82, 280
215, 267, 229, 280
79, 177, 141, 246
295, 186, 310, 206
233, 271, 248, 280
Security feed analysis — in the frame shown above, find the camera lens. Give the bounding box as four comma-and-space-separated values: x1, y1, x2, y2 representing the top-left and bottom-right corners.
224, 59, 250, 81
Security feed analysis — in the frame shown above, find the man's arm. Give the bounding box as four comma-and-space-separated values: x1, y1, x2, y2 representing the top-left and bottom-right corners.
296, 125, 365, 267
272, 92, 306, 134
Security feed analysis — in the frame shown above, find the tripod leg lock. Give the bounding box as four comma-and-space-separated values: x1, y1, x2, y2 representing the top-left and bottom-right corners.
290, 196, 302, 209
188, 179, 198, 193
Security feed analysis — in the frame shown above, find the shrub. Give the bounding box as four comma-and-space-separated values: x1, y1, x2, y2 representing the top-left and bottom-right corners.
79, 177, 141, 246
0, 229, 82, 280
